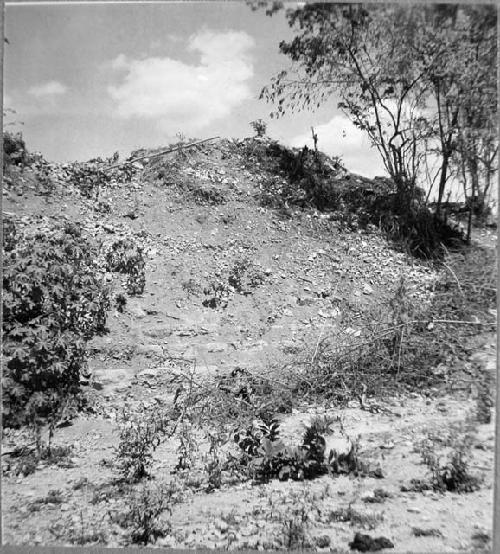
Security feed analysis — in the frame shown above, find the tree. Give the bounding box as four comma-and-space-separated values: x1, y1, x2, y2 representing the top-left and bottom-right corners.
259, 3, 497, 222
414, 5, 497, 222
261, 4, 440, 211
450, 7, 497, 230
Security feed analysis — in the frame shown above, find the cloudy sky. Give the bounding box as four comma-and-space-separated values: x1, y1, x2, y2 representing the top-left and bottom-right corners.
4, 1, 384, 176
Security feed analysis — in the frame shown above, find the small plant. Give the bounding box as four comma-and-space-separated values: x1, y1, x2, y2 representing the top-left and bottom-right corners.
228, 258, 265, 295
115, 292, 127, 312
250, 119, 267, 138
68, 162, 111, 199
95, 200, 112, 214
191, 186, 227, 205
174, 421, 199, 472
418, 435, 481, 493
329, 505, 383, 530
35, 164, 56, 196
281, 516, 310, 549
120, 482, 182, 545
181, 278, 202, 298
203, 431, 226, 492
3, 131, 28, 168
202, 279, 230, 309
476, 362, 493, 424
115, 405, 170, 482
233, 417, 359, 482
105, 238, 146, 295
436, 449, 481, 493
2, 217, 17, 252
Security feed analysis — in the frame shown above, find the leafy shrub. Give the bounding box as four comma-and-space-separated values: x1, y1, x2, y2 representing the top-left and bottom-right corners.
68, 163, 112, 198
228, 258, 266, 294
191, 186, 227, 205
2, 216, 17, 252
330, 505, 383, 529
2, 221, 110, 429
250, 119, 267, 137
118, 482, 182, 545
174, 421, 199, 472
435, 450, 481, 493
419, 436, 481, 493
115, 292, 127, 312
115, 405, 171, 482
202, 279, 230, 309
3, 131, 28, 168
105, 239, 146, 295
233, 418, 362, 482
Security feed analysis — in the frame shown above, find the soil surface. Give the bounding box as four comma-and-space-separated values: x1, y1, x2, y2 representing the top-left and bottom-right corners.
2, 138, 497, 552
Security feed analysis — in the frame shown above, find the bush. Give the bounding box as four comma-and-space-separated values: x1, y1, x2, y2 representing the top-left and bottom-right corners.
120, 482, 182, 545
3, 131, 28, 168
420, 437, 481, 493
2, 220, 110, 429
105, 239, 146, 295
67, 163, 112, 199
233, 417, 365, 483
115, 405, 171, 482
250, 119, 267, 137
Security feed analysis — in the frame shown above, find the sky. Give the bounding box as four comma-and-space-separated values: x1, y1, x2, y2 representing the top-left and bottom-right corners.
3, 1, 385, 177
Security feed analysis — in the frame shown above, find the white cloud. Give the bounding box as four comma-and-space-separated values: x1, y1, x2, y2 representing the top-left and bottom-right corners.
28, 80, 68, 98
107, 29, 255, 131
290, 115, 385, 177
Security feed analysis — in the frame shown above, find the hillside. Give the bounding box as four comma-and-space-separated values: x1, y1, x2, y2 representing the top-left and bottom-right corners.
2, 137, 497, 552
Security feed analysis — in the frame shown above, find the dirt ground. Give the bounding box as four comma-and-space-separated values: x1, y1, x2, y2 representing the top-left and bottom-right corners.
2, 139, 497, 552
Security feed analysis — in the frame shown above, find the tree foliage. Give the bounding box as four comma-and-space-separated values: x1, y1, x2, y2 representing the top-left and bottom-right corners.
2, 220, 111, 428
260, 3, 497, 220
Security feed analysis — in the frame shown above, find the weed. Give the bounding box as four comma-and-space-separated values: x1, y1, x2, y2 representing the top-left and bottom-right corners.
68, 162, 111, 199
307, 413, 337, 435
280, 516, 311, 549
314, 534, 332, 548
2, 216, 17, 252
228, 258, 265, 294
202, 280, 230, 309
329, 505, 383, 530
181, 278, 202, 298
203, 430, 226, 491
115, 405, 171, 482
115, 292, 127, 312
29, 489, 64, 511
120, 482, 182, 545
105, 238, 146, 295
3, 131, 28, 168
418, 434, 481, 493
191, 186, 227, 205
250, 119, 267, 138
95, 200, 112, 214
475, 363, 493, 424
436, 449, 481, 493
174, 421, 199, 472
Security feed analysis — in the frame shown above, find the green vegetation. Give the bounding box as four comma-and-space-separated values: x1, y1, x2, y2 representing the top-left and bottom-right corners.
2, 219, 110, 437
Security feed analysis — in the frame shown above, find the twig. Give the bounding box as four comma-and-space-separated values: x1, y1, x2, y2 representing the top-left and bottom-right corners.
164, 313, 181, 320
1, 441, 37, 456
442, 261, 465, 298
102, 136, 220, 172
